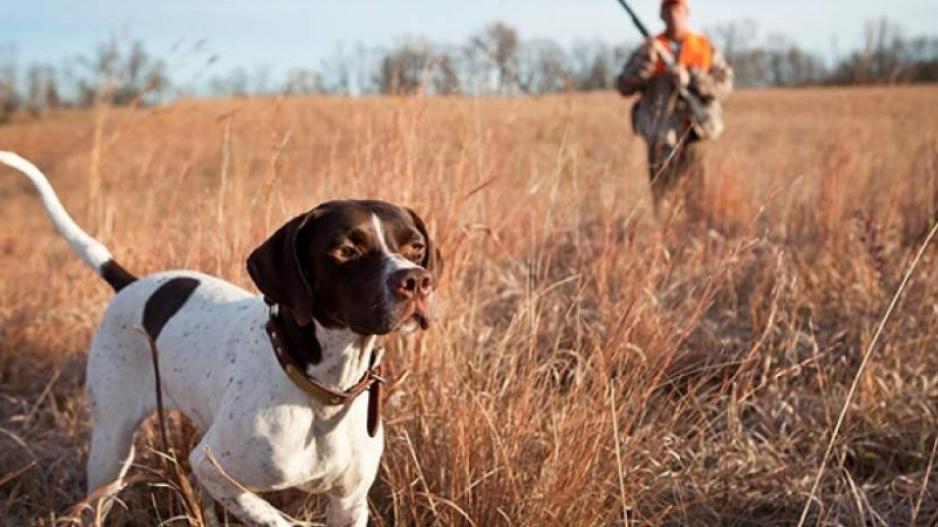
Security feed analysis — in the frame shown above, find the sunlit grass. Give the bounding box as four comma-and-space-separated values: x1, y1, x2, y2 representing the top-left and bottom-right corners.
0, 86, 936, 525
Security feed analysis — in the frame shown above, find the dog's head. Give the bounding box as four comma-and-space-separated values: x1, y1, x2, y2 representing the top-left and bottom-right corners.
247, 200, 442, 335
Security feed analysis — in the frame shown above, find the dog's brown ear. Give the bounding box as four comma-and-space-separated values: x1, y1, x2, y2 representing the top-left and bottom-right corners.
247, 211, 318, 325
407, 208, 443, 281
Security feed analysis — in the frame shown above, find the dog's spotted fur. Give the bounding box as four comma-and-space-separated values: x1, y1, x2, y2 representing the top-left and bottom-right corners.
1, 152, 441, 527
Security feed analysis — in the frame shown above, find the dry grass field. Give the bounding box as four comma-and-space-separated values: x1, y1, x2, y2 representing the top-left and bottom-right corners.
1, 86, 937, 526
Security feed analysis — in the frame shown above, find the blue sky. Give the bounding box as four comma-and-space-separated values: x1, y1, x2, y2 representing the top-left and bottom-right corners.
3, 0, 936, 87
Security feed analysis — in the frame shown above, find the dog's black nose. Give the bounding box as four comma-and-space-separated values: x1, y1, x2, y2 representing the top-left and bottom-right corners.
388, 268, 432, 300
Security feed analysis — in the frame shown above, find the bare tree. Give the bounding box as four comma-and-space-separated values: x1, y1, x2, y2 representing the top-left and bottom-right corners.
432, 50, 461, 95
208, 67, 251, 97
710, 19, 759, 64
73, 38, 168, 106
705, 19, 824, 87
250, 64, 273, 95
905, 36, 938, 81
320, 43, 353, 95
282, 68, 326, 95
828, 18, 893, 84
517, 39, 568, 94
458, 39, 493, 95
0, 44, 20, 121
26, 64, 60, 115
375, 40, 436, 95
570, 40, 613, 91
471, 22, 520, 94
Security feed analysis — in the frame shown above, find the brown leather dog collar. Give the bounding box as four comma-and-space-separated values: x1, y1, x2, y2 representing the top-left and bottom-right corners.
265, 304, 384, 437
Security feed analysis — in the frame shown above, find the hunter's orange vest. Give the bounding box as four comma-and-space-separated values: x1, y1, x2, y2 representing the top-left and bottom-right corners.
652, 31, 713, 75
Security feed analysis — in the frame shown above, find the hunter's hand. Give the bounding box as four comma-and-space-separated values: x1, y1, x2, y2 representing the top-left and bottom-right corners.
688, 67, 715, 97
637, 38, 657, 76
669, 66, 690, 89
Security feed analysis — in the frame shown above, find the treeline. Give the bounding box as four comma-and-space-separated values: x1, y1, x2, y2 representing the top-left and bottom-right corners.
1, 17, 936, 118
192, 22, 630, 99
713, 18, 938, 86
0, 39, 170, 118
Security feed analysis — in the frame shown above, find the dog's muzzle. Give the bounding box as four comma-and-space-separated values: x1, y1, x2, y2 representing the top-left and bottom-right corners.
387, 267, 433, 330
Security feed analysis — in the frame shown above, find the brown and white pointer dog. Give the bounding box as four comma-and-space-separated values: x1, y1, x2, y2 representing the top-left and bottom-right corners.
0, 152, 441, 526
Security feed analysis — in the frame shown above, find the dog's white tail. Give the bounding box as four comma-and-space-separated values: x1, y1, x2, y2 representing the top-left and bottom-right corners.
0, 151, 136, 291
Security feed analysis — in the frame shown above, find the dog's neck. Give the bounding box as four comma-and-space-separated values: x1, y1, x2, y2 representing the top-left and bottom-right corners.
275, 309, 378, 391
309, 321, 378, 390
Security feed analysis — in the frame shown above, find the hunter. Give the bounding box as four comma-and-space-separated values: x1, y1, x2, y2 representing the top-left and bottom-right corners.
616, 0, 733, 218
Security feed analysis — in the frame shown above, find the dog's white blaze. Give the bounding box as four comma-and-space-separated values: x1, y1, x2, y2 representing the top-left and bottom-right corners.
370, 213, 390, 253
371, 213, 419, 272
371, 214, 427, 335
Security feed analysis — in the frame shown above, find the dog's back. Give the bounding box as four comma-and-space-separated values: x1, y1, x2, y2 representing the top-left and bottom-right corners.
85, 270, 263, 489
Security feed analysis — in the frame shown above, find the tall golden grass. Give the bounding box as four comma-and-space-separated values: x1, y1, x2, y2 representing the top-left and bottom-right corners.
0, 87, 937, 525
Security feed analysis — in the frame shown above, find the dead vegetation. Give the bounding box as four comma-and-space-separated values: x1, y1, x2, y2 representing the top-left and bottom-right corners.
0, 87, 937, 525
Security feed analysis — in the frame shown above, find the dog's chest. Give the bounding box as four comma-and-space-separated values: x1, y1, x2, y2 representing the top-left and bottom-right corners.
250, 395, 375, 491
137, 276, 383, 493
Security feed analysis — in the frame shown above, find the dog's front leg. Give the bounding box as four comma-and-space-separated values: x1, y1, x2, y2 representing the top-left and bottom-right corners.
189, 446, 291, 527
326, 486, 370, 527
325, 435, 381, 527
190, 471, 222, 527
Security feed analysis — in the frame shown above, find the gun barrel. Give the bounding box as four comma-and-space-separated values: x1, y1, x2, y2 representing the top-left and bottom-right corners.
614, 0, 652, 38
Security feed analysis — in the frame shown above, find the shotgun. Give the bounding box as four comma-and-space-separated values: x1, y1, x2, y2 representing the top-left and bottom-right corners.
614, 0, 723, 139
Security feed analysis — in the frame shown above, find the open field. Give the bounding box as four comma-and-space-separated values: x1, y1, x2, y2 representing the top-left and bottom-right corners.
1, 86, 937, 525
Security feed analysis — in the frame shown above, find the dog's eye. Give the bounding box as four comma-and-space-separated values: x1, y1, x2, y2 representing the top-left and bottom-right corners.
402, 243, 425, 262
331, 245, 361, 262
